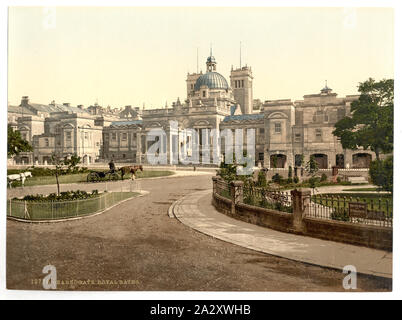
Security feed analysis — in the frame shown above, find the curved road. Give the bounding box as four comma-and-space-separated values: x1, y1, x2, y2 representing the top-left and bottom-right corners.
6, 174, 391, 291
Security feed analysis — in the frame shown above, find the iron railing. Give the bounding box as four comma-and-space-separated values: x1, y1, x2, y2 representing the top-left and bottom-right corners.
307, 194, 393, 227
7, 191, 138, 221
216, 179, 231, 199
243, 184, 293, 213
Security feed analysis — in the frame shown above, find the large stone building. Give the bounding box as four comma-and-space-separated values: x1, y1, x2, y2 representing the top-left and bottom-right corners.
8, 53, 377, 169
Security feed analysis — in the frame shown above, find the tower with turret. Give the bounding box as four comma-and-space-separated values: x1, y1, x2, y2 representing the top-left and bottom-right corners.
230, 65, 253, 115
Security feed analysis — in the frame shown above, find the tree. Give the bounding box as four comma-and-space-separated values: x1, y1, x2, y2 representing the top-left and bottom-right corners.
305, 155, 319, 193
7, 125, 32, 157
369, 155, 393, 193
65, 153, 81, 173
50, 153, 69, 196
333, 78, 393, 160
257, 170, 267, 188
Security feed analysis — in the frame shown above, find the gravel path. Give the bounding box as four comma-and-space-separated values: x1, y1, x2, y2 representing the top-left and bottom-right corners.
6, 174, 391, 291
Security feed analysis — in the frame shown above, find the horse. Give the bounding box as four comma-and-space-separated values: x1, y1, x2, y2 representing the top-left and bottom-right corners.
7, 172, 32, 188
119, 165, 143, 180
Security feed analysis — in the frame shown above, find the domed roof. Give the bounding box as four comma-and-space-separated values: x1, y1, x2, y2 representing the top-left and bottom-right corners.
194, 72, 229, 91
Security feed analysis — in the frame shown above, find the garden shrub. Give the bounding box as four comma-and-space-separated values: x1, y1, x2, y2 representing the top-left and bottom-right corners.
15, 190, 101, 202
272, 173, 283, 184
257, 170, 267, 188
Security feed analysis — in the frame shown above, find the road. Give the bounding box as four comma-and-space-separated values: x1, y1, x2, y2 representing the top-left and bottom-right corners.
6, 174, 391, 291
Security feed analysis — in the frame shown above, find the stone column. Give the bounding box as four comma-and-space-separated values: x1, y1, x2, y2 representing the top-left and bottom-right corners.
212, 176, 218, 194
291, 188, 311, 232
230, 180, 244, 215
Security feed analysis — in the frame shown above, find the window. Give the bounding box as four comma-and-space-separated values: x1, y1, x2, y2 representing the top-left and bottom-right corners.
122, 133, 127, 141
258, 153, 264, 161
202, 91, 206, 97
22, 133, 27, 141
84, 132, 88, 140
259, 128, 265, 135
274, 122, 281, 134
112, 133, 117, 141
96, 142, 100, 147
315, 129, 322, 139
241, 80, 244, 88
45, 138, 49, 147
324, 114, 329, 122
294, 133, 301, 142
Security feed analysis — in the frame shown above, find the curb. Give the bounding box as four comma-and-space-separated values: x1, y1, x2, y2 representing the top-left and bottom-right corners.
170, 190, 392, 279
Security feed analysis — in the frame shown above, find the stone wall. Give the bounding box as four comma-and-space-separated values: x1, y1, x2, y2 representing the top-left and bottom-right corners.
302, 217, 392, 251
212, 178, 392, 251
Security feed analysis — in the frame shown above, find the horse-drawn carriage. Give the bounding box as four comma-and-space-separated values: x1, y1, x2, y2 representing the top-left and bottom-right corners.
86, 165, 143, 182
86, 169, 120, 182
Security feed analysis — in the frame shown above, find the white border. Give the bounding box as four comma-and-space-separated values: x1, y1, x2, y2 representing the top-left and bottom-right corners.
0, 0, 400, 300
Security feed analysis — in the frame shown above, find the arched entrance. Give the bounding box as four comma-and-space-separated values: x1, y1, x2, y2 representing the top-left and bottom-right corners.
352, 153, 372, 168
312, 154, 328, 169
270, 154, 286, 168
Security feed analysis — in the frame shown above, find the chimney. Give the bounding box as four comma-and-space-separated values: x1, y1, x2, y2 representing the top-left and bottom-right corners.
77, 105, 84, 109
63, 103, 70, 107
21, 96, 29, 105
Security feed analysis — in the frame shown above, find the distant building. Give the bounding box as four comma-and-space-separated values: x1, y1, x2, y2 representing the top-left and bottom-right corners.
8, 54, 377, 169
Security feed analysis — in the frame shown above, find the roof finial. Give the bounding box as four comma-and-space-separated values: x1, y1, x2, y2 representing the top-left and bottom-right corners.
210, 43, 212, 57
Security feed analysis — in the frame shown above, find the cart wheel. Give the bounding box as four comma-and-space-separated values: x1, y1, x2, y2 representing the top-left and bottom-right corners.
109, 172, 120, 181
87, 172, 99, 182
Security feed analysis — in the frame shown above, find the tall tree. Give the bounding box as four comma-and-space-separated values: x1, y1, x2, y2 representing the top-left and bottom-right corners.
333, 78, 393, 159
7, 125, 33, 157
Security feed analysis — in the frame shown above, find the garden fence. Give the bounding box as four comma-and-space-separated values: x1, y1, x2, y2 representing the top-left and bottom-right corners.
306, 194, 392, 227
7, 190, 139, 221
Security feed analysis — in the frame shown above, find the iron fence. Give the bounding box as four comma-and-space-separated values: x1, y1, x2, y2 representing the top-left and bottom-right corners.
7, 191, 138, 221
216, 179, 231, 199
243, 184, 293, 213
306, 194, 393, 227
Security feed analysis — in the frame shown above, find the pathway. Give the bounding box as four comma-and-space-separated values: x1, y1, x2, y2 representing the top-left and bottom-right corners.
172, 190, 392, 279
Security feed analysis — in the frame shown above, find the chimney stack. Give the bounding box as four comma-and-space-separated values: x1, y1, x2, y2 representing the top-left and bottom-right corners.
21, 96, 29, 105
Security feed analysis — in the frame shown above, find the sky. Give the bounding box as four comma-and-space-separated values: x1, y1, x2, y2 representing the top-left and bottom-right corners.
8, 6, 394, 109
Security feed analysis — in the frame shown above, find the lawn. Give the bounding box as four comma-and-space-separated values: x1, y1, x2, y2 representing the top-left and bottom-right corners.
342, 187, 380, 192
8, 170, 174, 187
